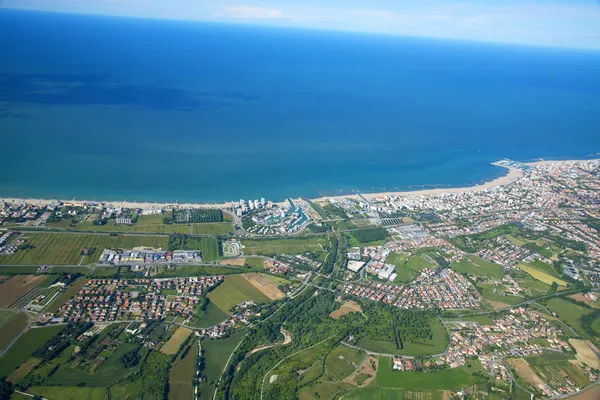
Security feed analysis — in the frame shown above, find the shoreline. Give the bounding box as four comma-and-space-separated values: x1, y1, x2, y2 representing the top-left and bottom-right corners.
0, 158, 597, 210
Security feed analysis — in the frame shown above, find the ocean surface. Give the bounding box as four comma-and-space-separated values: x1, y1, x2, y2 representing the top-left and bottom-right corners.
1, 10, 600, 203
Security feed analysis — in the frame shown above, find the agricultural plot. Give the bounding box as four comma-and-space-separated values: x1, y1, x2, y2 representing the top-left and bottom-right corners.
169, 342, 198, 400
27, 386, 106, 400
545, 298, 594, 332
0, 325, 63, 378
569, 339, 600, 369
377, 357, 482, 390
342, 387, 444, 400
7, 357, 41, 384
330, 300, 363, 320
451, 255, 504, 278
478, 283, 525, 307
322, 345, 366, 381
243, 273, 286, 300
348, 228, 389, 245
519, 264, 567, 286
191, 300, 229, 328
173, 208, 223, 223
526, 354, 590, 389
200, 331, 246, 399
208, 274, 270, 313
0, 233, 167, 265
524, 260, 561, 278
168, 235, 220, 261
0, 275, 47, 307
241, 236, 328, 256
45, 277, 88, 313
0, 310, 28, 352
161, 326, 192, 355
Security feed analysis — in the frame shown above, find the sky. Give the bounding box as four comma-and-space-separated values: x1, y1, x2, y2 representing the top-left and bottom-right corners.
3, 0, 600, 49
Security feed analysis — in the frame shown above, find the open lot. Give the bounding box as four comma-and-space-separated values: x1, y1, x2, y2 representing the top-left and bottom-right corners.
208, 274, 270, 313
0, 275, 46, 307
241, 236, 328, 255
161, 326, 192, 355
452, 255, 504, 278
0, 232, 168, 265
7, 357, 41, 384
45, 277, 88, 313
519, 264, 567, 286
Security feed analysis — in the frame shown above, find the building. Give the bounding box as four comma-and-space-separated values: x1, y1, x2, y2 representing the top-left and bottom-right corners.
347, 261, 366, 273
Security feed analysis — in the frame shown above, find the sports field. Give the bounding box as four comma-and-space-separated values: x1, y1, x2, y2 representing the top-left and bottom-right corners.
451, 255, 504, 278
208, 274, 270, 313
519, 264, 567, 286
241, 236, 328, 255
0, 232, 168, 265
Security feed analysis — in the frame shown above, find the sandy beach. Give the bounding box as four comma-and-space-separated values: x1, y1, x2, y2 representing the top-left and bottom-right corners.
0, 159, 596, 210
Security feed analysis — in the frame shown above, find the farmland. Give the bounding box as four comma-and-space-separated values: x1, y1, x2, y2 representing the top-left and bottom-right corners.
27, 386, 106, 400
169, 342, 198, 400
451, 255, 504, 278
0, 233, 168, 265
330, 300, 363, 320
241, 236, 329, 255
0, 325, 63, 378
545, 298, 594, 331
200, 330, 246, 399
45, 277, 88, 313
519, 264, 568, 286
168, 235, 220, 261
161, 326, 192, 355
243, 273, 286, 300
377, 357, 482, 390
208, 274, 270, 313
0, 275, 47, 307
173, 208, 223, 223
0, 310, 28, 351
322, 345, 366, 381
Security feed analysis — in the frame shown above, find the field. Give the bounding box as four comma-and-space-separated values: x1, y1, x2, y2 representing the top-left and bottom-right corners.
525, 353, 590, 389
161, 326, 192, 355
342, 387, 444, 400
0, 310, 28, 351
208, 274, 270, 313
0, 232, 168, 265
220, 258, 247, 266
169, 342, 198, 400
545, 298, 594, 331
200, 330, 246, 399
7, 357, 41, 383
524, 260, 561, 278
567, 385, 600, 400
330, 300, 363, 320
348, 228, 389, 245
27, 386, 106, 400
168, 235, 220, 261
569, 339, 600, 369
0, 325, 63, 378
388, 253, 436, 283
377, 357, 481, 390
478, 283, 525, 306
173, 208, 223, 223
508, 358, 545, 388
519, 264, 567, 286
241, 236, 328, 255
244, 257, 266, 269
243, 273, 286, 300
192, 300, 229, 328
451, 255, 504, 278
45, 277, 88, 313
323, 345, 366, 381
0, 275, 47, 307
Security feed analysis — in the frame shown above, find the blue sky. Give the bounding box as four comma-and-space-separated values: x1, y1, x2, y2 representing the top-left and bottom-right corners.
3, 0, 600, 49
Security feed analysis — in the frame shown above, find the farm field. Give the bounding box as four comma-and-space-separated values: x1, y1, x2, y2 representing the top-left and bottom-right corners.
200, 330, 246, 399
192, 300, 229, 328
244, 257, 266, 269
524, 352, 590, 389
0, 233, 168, 265
323, 345, 366, 381
27, 386, 106, 400
545, 298, 594, 331
0, 325, 63, 378
208, 274, 270, 313
168, 342, 198, 400
519, 264, 567, 286
0, 275, 47, 307
377, 357, 482, 390
330, 300, 363, 320
168, 236, 220, 261
45, 277, 88, 313
7, 357, 41, 384
0, 311, 28, 352
568, 339, 600, 369
524, 260, 561, 278
342, 387, 444, 400
243, 273, 286, 300
478, 284, 525, 306
388, 253, 434, 283
161, 326, 192, 355
451, 255, 504, 278
241, 236, 328, 255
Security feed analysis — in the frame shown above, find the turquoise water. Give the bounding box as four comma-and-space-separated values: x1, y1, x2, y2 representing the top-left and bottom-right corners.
1, 10, 600, 202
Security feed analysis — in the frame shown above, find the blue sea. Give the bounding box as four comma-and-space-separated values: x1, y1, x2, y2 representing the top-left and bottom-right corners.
1, 10, 600, 203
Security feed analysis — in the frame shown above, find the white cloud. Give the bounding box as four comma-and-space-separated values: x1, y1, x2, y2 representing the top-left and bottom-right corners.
225, 5, 283, 19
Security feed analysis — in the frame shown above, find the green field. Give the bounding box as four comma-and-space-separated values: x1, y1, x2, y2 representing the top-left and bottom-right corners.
323, 345, 366, 381
200, 330, 246, 399
241, 236, 328, 255
451, 255, 504, 278
342, 387, 444, 400
0, 232, 168, 265
377, 357, 481, 390
478, 284, 525, 306
244, 257, 266, 269
441, 315, 494, 325
45, 277, 88, 313
168, 236, 220, 261
545, 298, 594, 331
0, 326, 63, 378
0, 310, 28, 352
387, 253, 436, 283
27, 386, 106, 400
524, 260, 560, 278
169, 342, 198, 400
208, 275, 270, 313
192, 300, 229, 328
357, 318, 447, 357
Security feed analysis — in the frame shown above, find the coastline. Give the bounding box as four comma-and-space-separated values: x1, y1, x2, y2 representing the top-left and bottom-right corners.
0, 158, 596, 210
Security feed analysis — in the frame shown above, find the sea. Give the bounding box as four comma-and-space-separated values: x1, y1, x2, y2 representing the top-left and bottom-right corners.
1, 9, 600, 203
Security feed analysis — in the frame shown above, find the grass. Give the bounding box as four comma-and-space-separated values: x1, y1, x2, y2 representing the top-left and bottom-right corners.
342, 388, 444, 400
478, 284, 525, 306
6, 357, 40, 384
0, 232, 168, 265
0, 326, 63, 378
525, 260, 560, 278
27, 386, 106, 400
161, 326, 192, 355
192, 300, 229, 328
546, 298, 594, 331
357, 318, 447, 357
323, 345, 366, 381
244, 257, 266, 269
208, 274, 270, 313
45, 277, 88, 313
0, 311, 28, 352
377, 357, 482, 390
387, 253, 433, 283
519, 264, 567, 286
241, 236, 328, 256
169, 342, 198, 400
441, 315, 494, 325
451, 255, 504, 278
200, 330, 246, 399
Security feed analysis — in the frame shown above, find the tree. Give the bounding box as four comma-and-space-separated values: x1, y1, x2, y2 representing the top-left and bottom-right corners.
120, 348, 141, 368
0, 379, 13, 400
550, 281, 558, 293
